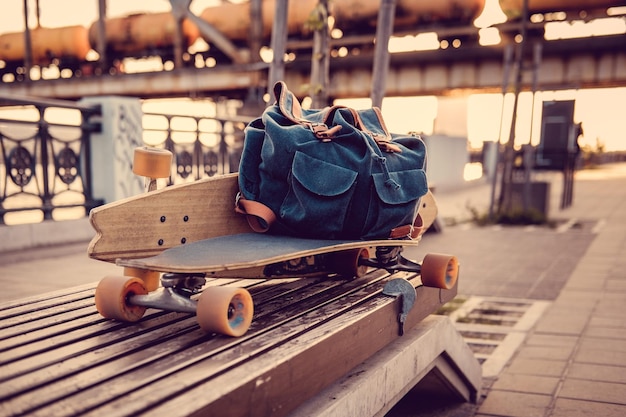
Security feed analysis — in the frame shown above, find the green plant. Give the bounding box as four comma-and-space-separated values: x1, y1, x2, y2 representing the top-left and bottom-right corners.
466, 204, 549, 226
435, 296, 467, 316
496, 207, 547, 225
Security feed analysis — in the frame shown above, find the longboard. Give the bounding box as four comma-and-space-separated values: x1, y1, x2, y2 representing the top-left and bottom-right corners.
93, 188, 449, 338
98, 229, 457, 338
89, 154, 447, 338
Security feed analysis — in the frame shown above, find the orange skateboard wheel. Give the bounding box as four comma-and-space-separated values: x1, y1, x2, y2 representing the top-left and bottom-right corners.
95, 275, 148, 322
420, 253, 459, 289
123, 267, 160, 292
132, 147, 172, 179
196, 286, 254, 337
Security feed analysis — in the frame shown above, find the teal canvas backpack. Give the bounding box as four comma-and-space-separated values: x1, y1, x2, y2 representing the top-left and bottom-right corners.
236, 81, 429, 241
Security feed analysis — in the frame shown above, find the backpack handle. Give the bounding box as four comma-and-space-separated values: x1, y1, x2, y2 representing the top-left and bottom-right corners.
273, 81, 397, 151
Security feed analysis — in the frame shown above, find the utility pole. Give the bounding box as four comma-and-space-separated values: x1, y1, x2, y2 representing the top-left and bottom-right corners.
22, 0, 32, 81
371, 0, 396, 108
488, 44, 514, 220
268, 0, 289, 94
310, 0, 330, 108
96, 0, 107, 74
243, 0, 266, 114
497, 0, 529, 215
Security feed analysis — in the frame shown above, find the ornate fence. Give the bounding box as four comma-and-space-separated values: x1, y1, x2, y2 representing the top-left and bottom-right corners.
0, 95, 253, 225
0, 96, 103, 225
142, 111, 251, 183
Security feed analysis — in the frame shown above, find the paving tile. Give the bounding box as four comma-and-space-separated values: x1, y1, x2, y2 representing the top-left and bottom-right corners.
490, 374, 560, 396
579, 337, 626, 353
596, 292, 626, 308
533, 312, 589, 335
575, 345, 626, 367
577, 257, 615, 273
524, 334, 578, 348
563, 278, 602, 291
515, 345, 576, 362
606, 280, 626, 291
551, 290, 600, 307
585, 326, 626, 340
559, 379, 626, 405
567, 363, 626, 384
551, 398, 626, 417
589, 316, 626, 329
477, 391, 551, 417
505, 358, 567, 377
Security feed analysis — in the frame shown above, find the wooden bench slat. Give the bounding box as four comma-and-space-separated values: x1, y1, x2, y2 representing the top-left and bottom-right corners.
88, 274, 453, 417
0, 285, 96, 314
0, 290, 94, 325
1, 268, 457, 417
0, 306, 105, 352
0, 303, 98, 342
1, 276, 371, 410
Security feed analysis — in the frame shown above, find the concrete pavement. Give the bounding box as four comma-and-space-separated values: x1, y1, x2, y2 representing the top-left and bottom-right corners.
1, 163, 625, 417
471, 165, 626, 417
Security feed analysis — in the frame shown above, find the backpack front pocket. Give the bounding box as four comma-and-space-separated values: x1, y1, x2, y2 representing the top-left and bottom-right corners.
279, 152, 358, 238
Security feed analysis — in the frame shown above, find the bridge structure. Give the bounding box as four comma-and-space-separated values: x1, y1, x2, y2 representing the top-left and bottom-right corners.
0, 0, 625, 103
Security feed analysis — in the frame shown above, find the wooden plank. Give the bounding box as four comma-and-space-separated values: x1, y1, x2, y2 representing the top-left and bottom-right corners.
88, 173, 250, 262
144, 275, 457, 417
0, 285, 95, 315
290, 316, 482, 417
0, 270, 456, 417
118, 233, 420, 273
2, 274, 388, 415
0, 275, 358, 413
0, 278, 316, 397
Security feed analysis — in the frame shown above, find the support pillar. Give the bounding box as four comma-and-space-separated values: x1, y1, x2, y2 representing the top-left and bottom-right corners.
79, 96, 144, 203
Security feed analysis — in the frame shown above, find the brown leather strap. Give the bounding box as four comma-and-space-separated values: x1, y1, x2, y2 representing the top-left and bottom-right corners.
237, 193, 425, 240
235, 195, 276, 233
389, 213, 425, 240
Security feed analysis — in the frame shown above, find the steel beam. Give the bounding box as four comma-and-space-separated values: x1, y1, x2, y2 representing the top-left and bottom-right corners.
1, 35, 625, 100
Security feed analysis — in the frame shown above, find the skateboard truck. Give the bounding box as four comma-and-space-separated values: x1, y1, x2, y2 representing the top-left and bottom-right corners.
382, 278, 417, 336
360, 246, 423, 275
129, 273, 206, 314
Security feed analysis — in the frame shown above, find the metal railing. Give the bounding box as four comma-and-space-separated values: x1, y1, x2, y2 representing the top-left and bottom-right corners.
0, 95, 103, 225
142, 111, 251, 184
0, 94, 254, 225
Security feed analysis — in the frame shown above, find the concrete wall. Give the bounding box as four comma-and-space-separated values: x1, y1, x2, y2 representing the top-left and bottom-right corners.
422, 134, 469, 190
0, 218, 94, 253
80, 96, 145, 204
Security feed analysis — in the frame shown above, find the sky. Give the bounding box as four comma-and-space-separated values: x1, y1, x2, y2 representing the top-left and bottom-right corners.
1, 0, 625, 151
0, 0, 220, 31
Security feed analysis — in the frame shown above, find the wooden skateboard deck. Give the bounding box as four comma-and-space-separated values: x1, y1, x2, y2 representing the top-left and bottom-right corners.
88, 172, 438, 265
117, 233, 420, 276
88, 173, 250, 262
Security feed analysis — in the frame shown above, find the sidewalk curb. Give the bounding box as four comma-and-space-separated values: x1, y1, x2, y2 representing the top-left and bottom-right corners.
0, 217, 94, 253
